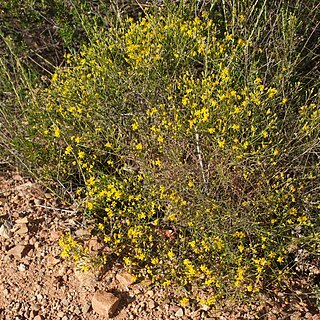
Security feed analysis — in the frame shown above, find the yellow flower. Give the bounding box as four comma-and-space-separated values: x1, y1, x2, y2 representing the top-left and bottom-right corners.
135, 142, 143, 151
52, 73, 58, 82
218, 139, 225, 149
132, 122, 139, 131
277, 256, 284, 263
78, 151, 85, 159
254, 77, 262, 85
65, 145, 72, 155
53, 126, 60, 138
162, 280, 171, 287
180, 297, 189, 307
267, 88, 278, 98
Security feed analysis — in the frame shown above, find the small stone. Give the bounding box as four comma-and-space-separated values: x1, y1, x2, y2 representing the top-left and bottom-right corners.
7, 244, 32, 259
0, 224, 12, 239
82, 302, 91, 314
12, 174, 23, 181
33, 198, 43, 205
74, 268, 94, 285
15, 217, 28, 224
88, 237, 103, 251
148, 300, 156, 309
46, 255, 60, 267
91, 290, 120, 316
57, 311, 64, 317
175, 308, 184, 317
50, 230, 62, 240
146, 290, 154, 296
33, 316, 43, 320
18, 263, 27, 271
75, 229, 90, 237
36, 294, 43, 301
32, 304, 41, 311
15, 224, 28, 235
74, 307, 81, 315
116, 272, 136, 287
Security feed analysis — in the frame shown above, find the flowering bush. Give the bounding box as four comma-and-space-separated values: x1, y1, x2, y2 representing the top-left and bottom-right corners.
13, 4, 319, 306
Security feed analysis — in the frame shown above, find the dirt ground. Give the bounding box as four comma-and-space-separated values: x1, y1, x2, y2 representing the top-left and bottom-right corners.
0, 168, 319, 319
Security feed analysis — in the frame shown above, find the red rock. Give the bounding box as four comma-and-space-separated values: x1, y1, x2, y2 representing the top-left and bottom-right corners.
91, 290, 120, 316
15, 217, 29, 224
7, 244, 32, 259
116, 272, 136, 287
15, 223, 28, 235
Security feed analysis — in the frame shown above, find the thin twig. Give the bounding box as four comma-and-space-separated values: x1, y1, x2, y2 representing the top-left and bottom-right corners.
195, 127, 208, 193
34, 204, 77, 213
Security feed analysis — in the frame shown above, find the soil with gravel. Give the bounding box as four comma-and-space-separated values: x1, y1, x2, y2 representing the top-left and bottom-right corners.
0, 169, 319, 319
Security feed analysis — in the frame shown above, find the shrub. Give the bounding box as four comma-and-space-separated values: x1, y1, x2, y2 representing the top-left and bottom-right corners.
3, 0, 320, 306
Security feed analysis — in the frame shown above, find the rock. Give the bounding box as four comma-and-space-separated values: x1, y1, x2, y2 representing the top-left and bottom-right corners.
148, 300, 156, 309
0, 197, 7, 205
50, 230, 62, 241
116, 272, 136, 288
88, 237, 103, 251
33, 198, 44, 206
33, 316, 43, 320
74, 268, 94, 285
31, 304, 41, 312
3, 288, 9, 296
12, 174, 23, 181
82, 302, 91, 314
15, 224, 28, 235
17, 263, 27, 271
75, 229, 90, 237
175, 308, 184, 317
146, 290, 154, 297
46, 255, 60, 267
91, 290, 120, 316
15, 217, 29, 224
7, 244, 32, 259
0, 223, 12, 239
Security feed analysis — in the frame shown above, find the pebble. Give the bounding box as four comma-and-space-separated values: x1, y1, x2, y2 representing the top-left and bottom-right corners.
32, 303, 41, 311
82, 302, 91, 314
7, 244, 32, 259
17, 263, 27, 271
175, 308, 184, 317
15, 224, 28, 235
36, 294, 43, 301
91, 290, 120, 316
148, 300, 156, 309
0, 223, 12, 239
15, 217, 29, 224
116, 271, 136, 288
